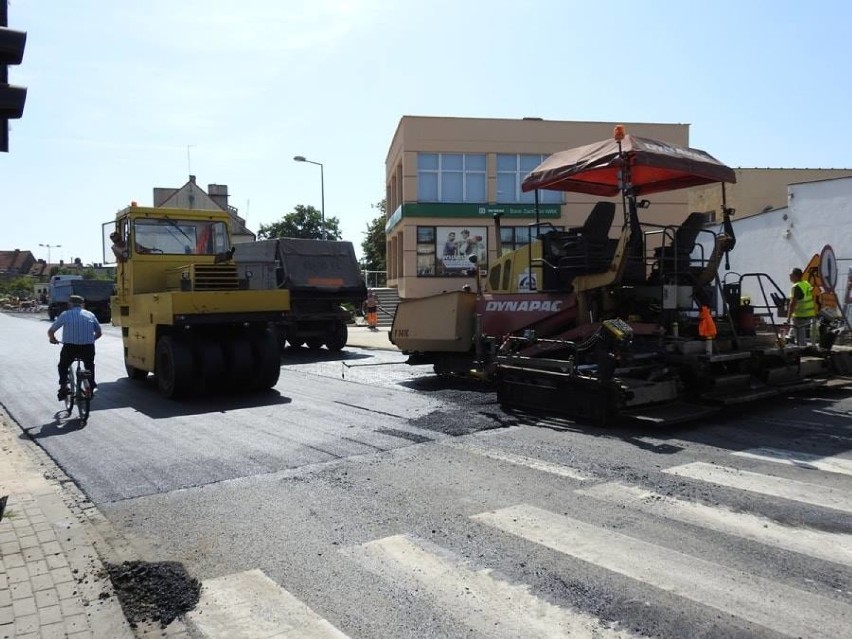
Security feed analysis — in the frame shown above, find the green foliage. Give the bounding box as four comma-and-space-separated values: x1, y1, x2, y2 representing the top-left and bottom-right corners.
82, 267, 112, 280
0, 276, 35, 298
258, 204, 341, 240
360, 200, 387, 272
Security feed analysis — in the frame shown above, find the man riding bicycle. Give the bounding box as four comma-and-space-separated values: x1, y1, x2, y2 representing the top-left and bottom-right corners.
47, 294, 102, 400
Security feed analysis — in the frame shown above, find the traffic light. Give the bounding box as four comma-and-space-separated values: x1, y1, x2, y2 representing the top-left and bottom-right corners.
0, 4, 27, 152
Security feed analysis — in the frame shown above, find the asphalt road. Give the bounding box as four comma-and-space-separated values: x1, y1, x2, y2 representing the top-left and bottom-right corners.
2, 310, 852, 638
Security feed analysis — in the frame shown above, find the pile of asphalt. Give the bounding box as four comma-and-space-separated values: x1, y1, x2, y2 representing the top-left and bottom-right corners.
405, 377, 518, 435
106, 560, 201, 628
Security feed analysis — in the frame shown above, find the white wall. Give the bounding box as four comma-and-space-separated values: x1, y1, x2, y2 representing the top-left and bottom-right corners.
699, 176, 852, 316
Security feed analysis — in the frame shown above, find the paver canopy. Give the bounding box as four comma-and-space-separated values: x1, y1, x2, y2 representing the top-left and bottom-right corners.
521, 134, 736, 197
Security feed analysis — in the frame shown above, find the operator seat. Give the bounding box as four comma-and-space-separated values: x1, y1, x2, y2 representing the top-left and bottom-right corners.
651, 212, 705, 281
543, 201, 616, 289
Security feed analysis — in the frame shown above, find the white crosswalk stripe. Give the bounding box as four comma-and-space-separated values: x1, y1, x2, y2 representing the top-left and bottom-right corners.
577, 481, 852, 567
473, 503, 852, 639
184, 445, 852, 638
732, 446, 852, 476
185, 569, 349, 638
343, 534, 638, 638
663, 461, 852, 513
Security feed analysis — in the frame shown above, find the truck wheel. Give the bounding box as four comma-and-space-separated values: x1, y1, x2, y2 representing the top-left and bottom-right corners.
223, 338, 253, 392
48, 308, 55, 321
325, 322, 348, 352
251, 329, 281, 390
125, 364, 147, 380
156, 335, 193, 398
195, 339, 225, 394
274, 325, 287, 352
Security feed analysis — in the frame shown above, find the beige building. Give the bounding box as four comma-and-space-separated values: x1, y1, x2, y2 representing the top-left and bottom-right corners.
153, 176, 256, 244
689, 168, 852, 221
385, 116, 852, 299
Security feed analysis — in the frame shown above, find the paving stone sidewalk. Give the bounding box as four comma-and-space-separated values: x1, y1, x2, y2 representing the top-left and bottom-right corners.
0, 411, 133, 639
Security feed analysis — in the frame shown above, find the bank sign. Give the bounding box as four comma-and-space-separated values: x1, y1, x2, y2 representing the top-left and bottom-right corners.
386, 202, 561, 233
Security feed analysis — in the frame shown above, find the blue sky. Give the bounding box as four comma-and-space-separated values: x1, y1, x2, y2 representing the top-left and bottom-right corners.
2, 0, 850, 265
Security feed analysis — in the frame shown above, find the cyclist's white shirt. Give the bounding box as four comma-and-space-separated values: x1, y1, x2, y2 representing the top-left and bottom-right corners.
50, 307, 102, 345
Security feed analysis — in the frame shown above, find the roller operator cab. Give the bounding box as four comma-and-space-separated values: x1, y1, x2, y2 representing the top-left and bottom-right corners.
104, 204, 290, 398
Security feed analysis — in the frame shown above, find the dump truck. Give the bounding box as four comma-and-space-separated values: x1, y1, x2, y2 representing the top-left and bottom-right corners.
233, 237, 366, 351
48, 275, 114, 323
391, 127, 852, 425
104, 203, 289, 398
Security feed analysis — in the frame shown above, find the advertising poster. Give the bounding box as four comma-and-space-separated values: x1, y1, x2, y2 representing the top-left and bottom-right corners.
436, 226, 487, 276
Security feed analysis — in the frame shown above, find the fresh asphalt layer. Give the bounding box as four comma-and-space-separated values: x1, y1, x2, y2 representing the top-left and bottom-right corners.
2, 311, 852, 638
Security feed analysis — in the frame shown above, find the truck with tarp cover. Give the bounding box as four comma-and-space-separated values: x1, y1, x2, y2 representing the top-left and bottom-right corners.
48, 276, 114, 323
233, 237, 367, 351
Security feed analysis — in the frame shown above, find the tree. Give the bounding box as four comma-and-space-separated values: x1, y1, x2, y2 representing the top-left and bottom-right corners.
360, 199, 387, 272
49, 265, 73, 278
82, 267, 108, 280
0, 276, 34, 298
257, 204, 341, 240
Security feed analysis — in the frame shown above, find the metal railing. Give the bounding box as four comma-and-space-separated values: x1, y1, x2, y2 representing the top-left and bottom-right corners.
362, 270, 387, 289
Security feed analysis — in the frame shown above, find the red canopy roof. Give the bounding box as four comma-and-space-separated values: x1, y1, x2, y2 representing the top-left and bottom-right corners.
522, 134, 736, 196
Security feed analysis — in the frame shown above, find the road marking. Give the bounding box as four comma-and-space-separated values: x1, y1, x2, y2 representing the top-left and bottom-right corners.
578, 482, 852, 567
185, 569, 349, 638
443, 441, 588, 480
344, 534, 636, 638
663, 462, 852, 513
473, 504, 852, 639
732, 447, 852, 476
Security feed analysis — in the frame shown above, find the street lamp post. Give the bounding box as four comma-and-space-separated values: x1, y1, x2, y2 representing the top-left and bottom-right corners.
39, 243, 61, 264
293, 155, 325, 240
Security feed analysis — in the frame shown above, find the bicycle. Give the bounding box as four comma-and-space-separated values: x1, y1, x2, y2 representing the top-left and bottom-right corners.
52, 338, 94, 425
63, 357, 93, 425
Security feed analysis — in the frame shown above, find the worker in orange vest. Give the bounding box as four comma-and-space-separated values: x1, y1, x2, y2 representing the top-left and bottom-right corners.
363, 290, 379, 330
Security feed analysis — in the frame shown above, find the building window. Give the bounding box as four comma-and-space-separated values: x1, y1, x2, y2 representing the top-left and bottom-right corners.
418, 153, 486, 203
416, 225, 488, 277
499, 225, 563, 255
496, 154, 562, 204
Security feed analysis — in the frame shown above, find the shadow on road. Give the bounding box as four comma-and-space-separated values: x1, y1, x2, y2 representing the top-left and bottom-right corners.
70, 378, 293, 420
401, 365, 852, 460
502, 389, 852, 458
398, 375, 496, 395
281, 347, 373, 364
24, 409, 87, 439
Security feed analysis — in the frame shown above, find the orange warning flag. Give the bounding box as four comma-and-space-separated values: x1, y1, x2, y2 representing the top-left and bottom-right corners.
698, 306, 717, 339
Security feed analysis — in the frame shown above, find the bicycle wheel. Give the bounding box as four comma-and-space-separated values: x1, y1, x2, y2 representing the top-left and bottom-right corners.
64, 366, 75, 415
76, 373, 91, 425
